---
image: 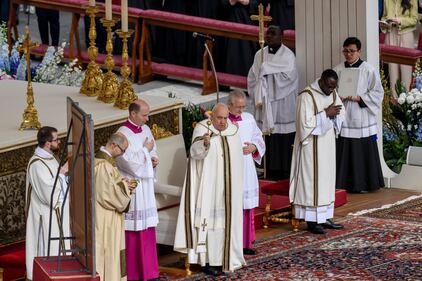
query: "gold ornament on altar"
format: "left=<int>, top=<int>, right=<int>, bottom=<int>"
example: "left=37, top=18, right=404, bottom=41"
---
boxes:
left=97, top=18, right=119, bottom=103
left=19, top=26, right=41, bottom=131
left=80, top=5, right=104, bottom=97
left=250, top=3, right=272, bottom=63
left=114, top=29, right=137, bottom=110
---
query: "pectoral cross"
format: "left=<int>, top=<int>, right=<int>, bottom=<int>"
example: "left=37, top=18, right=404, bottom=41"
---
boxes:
left=250, top=3, right=272, bottom=63
left=201, top=219, right=207, bottom=231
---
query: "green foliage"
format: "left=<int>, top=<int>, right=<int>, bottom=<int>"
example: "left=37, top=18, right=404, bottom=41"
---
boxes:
left=182, top=103, right=211, bottom=152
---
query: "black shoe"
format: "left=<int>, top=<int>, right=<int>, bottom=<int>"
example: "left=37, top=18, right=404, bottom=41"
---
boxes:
left=321, top=219, right=344, bottom=230
left=243, top=248, right=256, bottom=255
left=307, top=222, right=326, bottom=234
left=148, top=278, right=160, bottom=281
left=202, top=265, right=223, bottom=276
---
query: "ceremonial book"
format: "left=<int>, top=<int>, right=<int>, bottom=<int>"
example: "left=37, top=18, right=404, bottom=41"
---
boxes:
left=337, top=68, right=361, bottom=98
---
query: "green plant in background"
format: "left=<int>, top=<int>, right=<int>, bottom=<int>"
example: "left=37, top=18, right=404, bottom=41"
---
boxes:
left=182, top=103, right=212, bottom=152
left=382, top=69, right=422, bottom=172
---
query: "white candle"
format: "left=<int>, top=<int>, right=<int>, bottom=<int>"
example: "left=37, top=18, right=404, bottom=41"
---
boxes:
left=121, top=0, right=128, bottom=32
left=105, top=0, right=112, bottom=20
left=89, top=0, right=95, bottom=6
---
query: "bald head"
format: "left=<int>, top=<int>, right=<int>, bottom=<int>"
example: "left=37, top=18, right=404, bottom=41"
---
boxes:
left=211, top=103, right=229, bottom=131
left=105, top=132, right=128, bottom=158
left=129, top=99, right=150, bottom=126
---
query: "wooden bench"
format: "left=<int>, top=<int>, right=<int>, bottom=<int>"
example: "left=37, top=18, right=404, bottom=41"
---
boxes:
left=138, top=9, right=297, bottom=94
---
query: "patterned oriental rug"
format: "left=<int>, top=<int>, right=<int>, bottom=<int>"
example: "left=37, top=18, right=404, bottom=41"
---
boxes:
left=360, top=196, right=422, bottom=223
left=161, top=216, right=422, bottom=280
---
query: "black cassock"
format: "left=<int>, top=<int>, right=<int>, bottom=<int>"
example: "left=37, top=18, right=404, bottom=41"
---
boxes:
left=186, top=0, right=223, bottom=70
left=220, top=0, right=259, bottom=76
left=263, top=0, right=295, bottom=30
left=155, top=0, right=189, bottom=65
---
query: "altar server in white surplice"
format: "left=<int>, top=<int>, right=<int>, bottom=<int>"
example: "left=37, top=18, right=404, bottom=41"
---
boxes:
left=334, top=37, right=385, bottom=194
left=247, top=25, right=298, bottom=180
left=227, top=90, right=265, bottom=256
left=26, top=126, right=70, bottom=281
left=115, top=99, right=160, bottom=281
left=174, top=104, right=246, bottom=277
left=289, top=70, right=345, bottom=235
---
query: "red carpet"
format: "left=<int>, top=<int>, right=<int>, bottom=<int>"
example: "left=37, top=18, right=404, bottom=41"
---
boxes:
left=33, top=257, right=100, bottom=281
left=254, top=180, right=348, bottom=229
left=0, top=241, right=26, bottom=281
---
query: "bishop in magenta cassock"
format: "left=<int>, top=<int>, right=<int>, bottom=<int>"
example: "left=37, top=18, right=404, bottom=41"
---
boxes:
left=227, top=90, right=265, bottom=255
left=115, top=99, right=160, bottom=281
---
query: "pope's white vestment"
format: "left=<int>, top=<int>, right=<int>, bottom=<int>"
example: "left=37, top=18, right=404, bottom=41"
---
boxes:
left=289, top=80, right=344, bottom=223
left=25, top=147, right=70, bottom=280
left=174, top=119, right=246, bottom=272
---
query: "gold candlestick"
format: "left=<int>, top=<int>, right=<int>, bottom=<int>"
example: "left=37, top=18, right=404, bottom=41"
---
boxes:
left=97, top=18, right=119, bottom=103
left=114, top=29, right=137, bottom=109
left=19, top=26, right=41, bottom=130
left=80, top=5, right=103, bottom=97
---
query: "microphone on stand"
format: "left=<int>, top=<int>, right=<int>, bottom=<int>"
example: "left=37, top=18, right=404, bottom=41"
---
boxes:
left=192, top=32, right=215, bottom=42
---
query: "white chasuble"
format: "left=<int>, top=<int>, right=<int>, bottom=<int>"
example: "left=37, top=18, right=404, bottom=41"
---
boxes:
left=94, top=150, right=131, bottom=281
left=334, top=61, right=384, bottom=138
left=116, top=125, right=158, bottom=231
left=25, top=147, right=70, bottom=280
left=289, top=81, right=344, bottom=222
left=174, top=120, right=245, bottom=272
left=247, top=45, right=299, bottom=134
left=233, top=112, right=266, bottom=209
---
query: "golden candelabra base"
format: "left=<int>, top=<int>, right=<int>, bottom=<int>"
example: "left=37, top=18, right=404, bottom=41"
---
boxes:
left=97, top=18, right=119, bottom=103
left=80, top=5, right=103, bottom=97
left=114, top=29, right=137, bottom=110
left=19, top=26, right=41, bottom=130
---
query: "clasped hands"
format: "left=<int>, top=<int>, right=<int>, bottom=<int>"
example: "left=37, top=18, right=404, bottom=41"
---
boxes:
left=229, top=0, right=249, bottom=5
left=324, top=104, right=342, bottom=119
left=123, top=178, right=138, bottom=193
left=143, top=137, right=159, bottom=167
left=243, top=142, right=257, bottom=155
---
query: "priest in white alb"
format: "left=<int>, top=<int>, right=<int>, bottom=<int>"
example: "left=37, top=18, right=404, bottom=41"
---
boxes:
left=289, top=70, right=345, bottom=235
left=115, top=99, right=160, bottom=281
left=247, top=25, right=298, bottom=180
left=25, top=126, right=70, bottom=280
left=227, top=90, right=265, bottom=255
left=174, top=103, right=246, bottom=277
left=94, top=133, right=137, bottom=281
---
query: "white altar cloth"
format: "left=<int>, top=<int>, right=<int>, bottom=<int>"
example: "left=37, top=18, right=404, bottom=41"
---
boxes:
left=0, top=80, right=183, bottom=152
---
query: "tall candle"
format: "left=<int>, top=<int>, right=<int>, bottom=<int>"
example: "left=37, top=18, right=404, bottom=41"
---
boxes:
left=105, top=0, right=112, bottom=20
left=89, top=0, right=95, bottom=6
left=121, top=0, right=128, bottom=32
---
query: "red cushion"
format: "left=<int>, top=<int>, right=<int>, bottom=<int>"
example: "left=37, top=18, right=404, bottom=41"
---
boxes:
left=261, top=179, right=290, bottom=196
left=283, top=29, right=295, bottom=40
left=0, top=249, right=26, bottom=268
left=380, top=44, right=422, bottom=58
left=143, top=9, right=259, bottom=35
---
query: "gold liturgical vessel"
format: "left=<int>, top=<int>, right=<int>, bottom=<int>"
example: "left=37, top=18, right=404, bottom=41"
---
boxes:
left=114, top=29, right=137, bottom=109
left=80, top=5, right=103, bottom=97
left=19, top=26, right=41, bottom=130
left=97, top=18, right=119, bottom=103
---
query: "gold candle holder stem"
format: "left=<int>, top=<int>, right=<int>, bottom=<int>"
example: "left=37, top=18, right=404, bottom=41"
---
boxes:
left=80, top=5, right=103, bottom=97
left=97, top=18, right=119, bottom=103
left=19, top=26, right=41, bottom=130
left=114, top=29, right=137, bottom=109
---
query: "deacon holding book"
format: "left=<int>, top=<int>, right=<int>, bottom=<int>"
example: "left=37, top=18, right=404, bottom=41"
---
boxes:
left=334, top=37, right=385, bottom=193
left=174, top=103, right=246, bottom=276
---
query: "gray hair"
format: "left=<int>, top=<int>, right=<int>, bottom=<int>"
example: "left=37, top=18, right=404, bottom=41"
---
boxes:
left=107, top=133, right=127, bottom=147
left=212, top=103, right=228, bottom=114
left=227, top=90, right=246, bottom=106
